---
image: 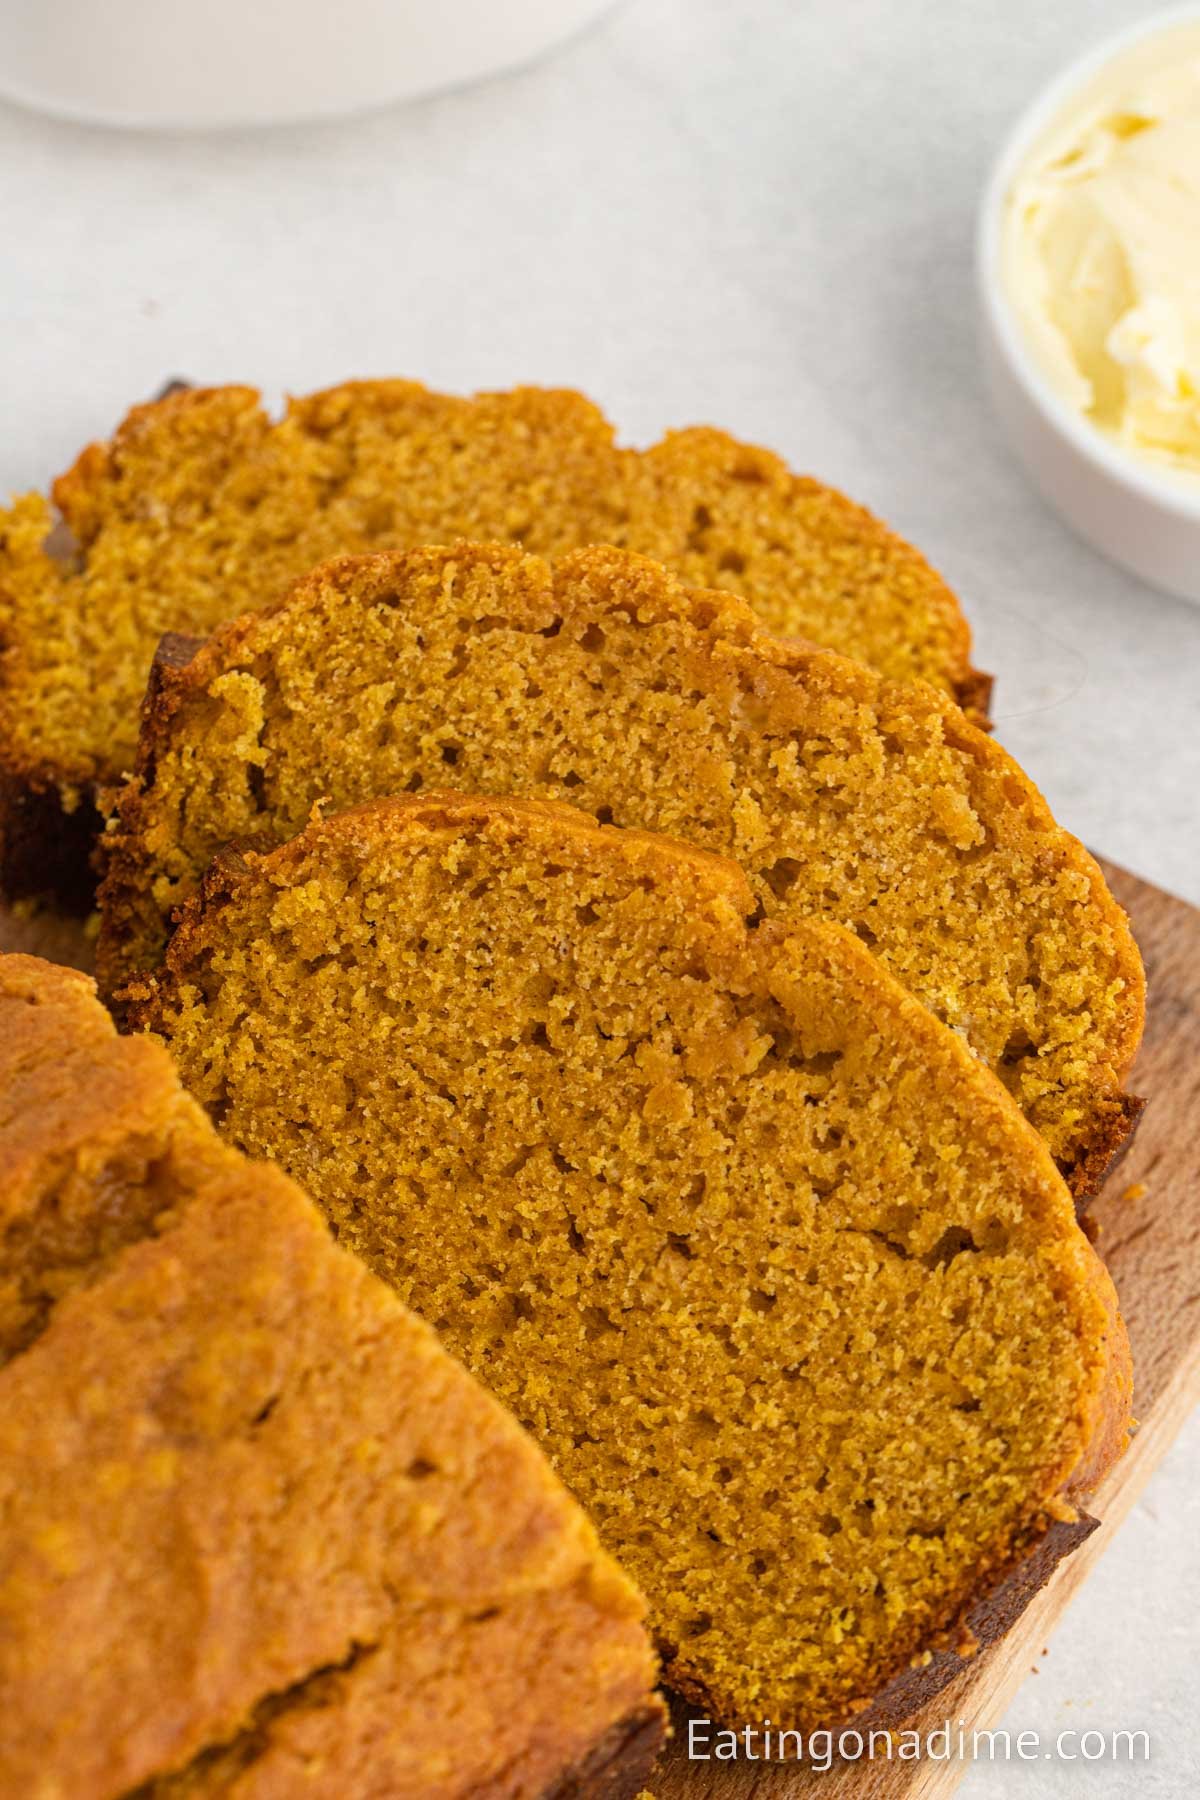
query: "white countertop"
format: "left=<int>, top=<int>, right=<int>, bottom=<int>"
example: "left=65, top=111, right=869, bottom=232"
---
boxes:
left=1, top=0, right=1196, bottom=1790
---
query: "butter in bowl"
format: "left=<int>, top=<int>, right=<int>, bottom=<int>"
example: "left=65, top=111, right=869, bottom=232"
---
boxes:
left=979, top=9, right=1200, bottom=602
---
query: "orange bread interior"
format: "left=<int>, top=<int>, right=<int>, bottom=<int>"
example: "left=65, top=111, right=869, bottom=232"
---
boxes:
left=137, top=793, right=1132, bottom=1734
left=101, top=543, right=1142, bottom=1199
left=0, top=952, right=663, bottom=1799
left=0, top=378, right=984, bottom=904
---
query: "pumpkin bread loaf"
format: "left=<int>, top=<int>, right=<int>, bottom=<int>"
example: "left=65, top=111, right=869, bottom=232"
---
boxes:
left=0, top=953, right=665, bottom=1800
left=0, top=378, right=985, bottom=905
left=101, top=544, right=1143, bottom=1200
left=136, top=793, right=1132, bottom=1735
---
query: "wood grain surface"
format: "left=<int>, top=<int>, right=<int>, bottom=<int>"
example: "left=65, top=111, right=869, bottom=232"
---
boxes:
left=2, top=860, right=1196, bottom=1799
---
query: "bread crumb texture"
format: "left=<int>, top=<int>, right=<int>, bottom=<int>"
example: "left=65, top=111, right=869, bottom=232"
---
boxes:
left=0, top=952, right=663, bottom=1800
left=0, top=379, right=980, bottom=808
left=141, top=793, right=1132, bottom=1735
left=101, top=543, right=1143, bottom=1198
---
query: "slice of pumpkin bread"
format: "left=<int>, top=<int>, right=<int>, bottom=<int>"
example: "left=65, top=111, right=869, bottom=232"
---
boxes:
left=0, top=953, right=664, bottom=1800
left=135, top=792, right=1132, bottom=1736
left=100, top=543, right=1143, bottom=1200
left=0, top=378, right=985, bottom=906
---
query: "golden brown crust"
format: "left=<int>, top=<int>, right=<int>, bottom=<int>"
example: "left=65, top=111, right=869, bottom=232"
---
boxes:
left=536, top=1705, right=669, bottom=1800
left=0, top=951, right=665, bottom=1798
left=0, top=377, right=986, bottom=903
left=1064, top=1093, right=1147, bottom=1211
left=100, top=542, right=1143, bottom=1200
left=828, top=1513, right=1099, bottom=1733
left=955, top=664, right=996, bottom=721
left=136, top=790, right=1131, bottom=1736
left=654, top=1515, right=1102, bottom=1738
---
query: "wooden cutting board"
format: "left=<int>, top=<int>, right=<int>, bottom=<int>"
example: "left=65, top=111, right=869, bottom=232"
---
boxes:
left=3, top=860, right=1197, bottom=1800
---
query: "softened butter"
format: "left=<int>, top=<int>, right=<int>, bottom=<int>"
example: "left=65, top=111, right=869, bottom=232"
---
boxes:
left=1004, top=24, right=1200, bottom=482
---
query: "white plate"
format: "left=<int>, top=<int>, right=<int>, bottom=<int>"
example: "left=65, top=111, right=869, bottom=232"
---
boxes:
left=0, top=0, right=617, bottom=130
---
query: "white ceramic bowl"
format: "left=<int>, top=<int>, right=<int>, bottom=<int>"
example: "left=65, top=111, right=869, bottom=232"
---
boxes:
left=0, top=0, right=617, bottom=131
left=977, top=7, right=1200, bottom=605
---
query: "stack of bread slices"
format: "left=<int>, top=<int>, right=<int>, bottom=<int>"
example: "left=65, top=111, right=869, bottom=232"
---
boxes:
left=0, top=379, right=1142, bottom=1792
